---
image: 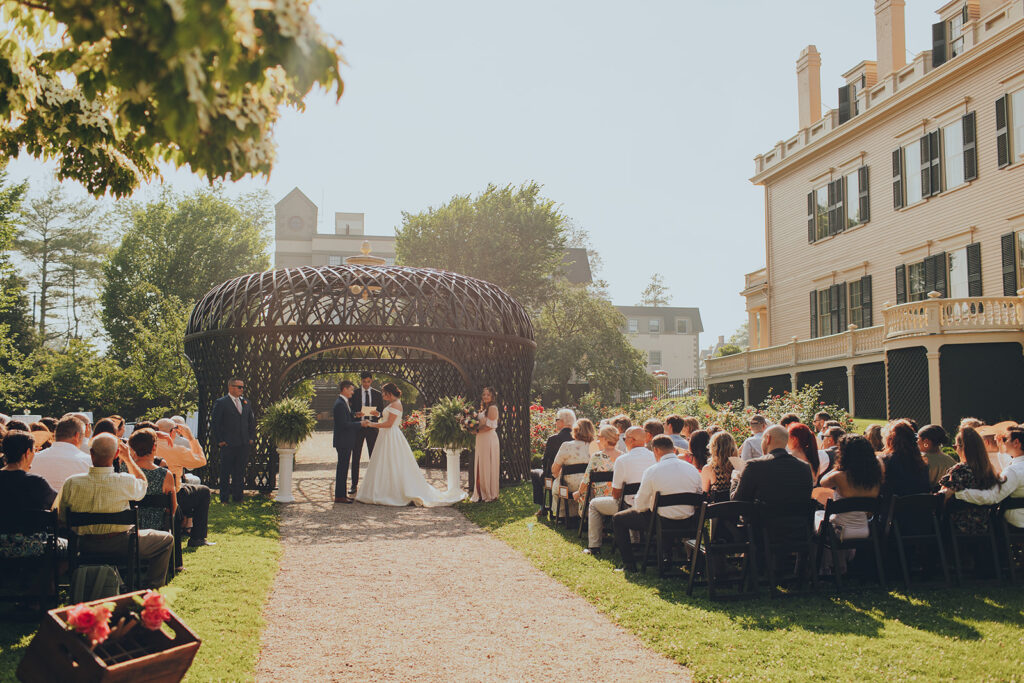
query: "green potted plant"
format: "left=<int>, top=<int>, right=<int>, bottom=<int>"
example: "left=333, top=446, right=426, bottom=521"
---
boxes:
left=425, top=396, right=476, bottom=496
left=259, top=397, right=317, bottom=503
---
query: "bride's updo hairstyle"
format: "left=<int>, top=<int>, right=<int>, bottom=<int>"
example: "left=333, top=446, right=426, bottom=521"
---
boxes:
left=381, top=382, right=402, bottom=399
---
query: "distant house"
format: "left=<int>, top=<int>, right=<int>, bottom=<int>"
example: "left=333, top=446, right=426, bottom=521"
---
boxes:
left=615, top=306, right=703, bottom=382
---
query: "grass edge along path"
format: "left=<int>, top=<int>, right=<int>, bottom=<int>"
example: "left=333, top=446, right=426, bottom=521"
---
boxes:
left=0, top=496, right=281, bottom=683
left=459, top=483, right=1024, bottom=682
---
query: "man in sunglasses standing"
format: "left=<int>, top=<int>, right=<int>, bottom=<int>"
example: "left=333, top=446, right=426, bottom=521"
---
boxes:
left=211, top=378, right=256, bottom=503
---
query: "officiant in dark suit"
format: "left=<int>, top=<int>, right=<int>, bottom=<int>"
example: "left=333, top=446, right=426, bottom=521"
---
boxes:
left=348, top=372, right=384, bottom=494
left=333, top=380, right=365, bottom=503
left=211, top=377, right=256, bottom=503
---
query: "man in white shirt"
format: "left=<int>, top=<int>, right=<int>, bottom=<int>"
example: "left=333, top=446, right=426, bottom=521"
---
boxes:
left=31, top=416, right=91, bottom=492
left=740, top=415, right=767, bottom=461
left=613, top=434, right=702, bottom=572
left=955, top=426, right=1024, bottom=526
left=583, top=426, right=654, bottom=555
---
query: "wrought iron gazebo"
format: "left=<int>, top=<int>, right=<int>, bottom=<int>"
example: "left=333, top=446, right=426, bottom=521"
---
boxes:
left=183, top=263, right=536, bottom=492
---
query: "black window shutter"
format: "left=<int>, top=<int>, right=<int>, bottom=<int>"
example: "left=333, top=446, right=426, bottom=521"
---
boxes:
left=838, top=281, right=848, bottom=330
left=838, top=85, right=852, bottom=125
left=932, top=252, right=948, bottom=297
left=861, top=275, right=873, bottom=327
left=996, top=95, right=1011, bottom=168
left=895, top=265, right=907, bottom=304
left=966, top=242, right=982, bottom=296
left=827, top=181, right=837, bottom=236
left=892, top=149, right=904, bottom=209
left=919, top=133, right=932, bottom=197
left=810, top=290, right=818, bottom=338
left=928, top=130, right=942, bottom=195
left=858, top=166, right=870, bottom=223
left=807, top=191, right=816, bottom=243
left=924, top=255, right=937, bottom=294
left=932, top=21, right=947, bottom=67
left=836, top=176, right=846, bottom=232
left=1002, top=232, right=1019, bottom=295
left=829, top=284, right=841, bottom=335
left=962, top=111, right=977, bottom=181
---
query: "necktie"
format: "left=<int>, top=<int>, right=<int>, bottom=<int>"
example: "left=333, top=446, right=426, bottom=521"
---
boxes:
left=234, top=396, right=242, bottom=414
left=364, top=390, right=369, bottom=407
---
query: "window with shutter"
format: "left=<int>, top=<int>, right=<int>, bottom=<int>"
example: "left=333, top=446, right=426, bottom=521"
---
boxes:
left=904, top=139, right=923, bottom=205
left=1002, top=232, right=1019, bottom=295
left=809, top=290, right=818, bottom=338
left=858, top=166, right=870, bottom=224
left=827, top=181, right=838, bottom=236
left=962, top=111, right=977, bottom=181
left=932, top=252, right=948, bottom=297
left=892, top=149, right=904, bottom=209
left=838, top=84, right=852, bottom=125
left=1012, top=90, right=1024, bottom=162
left=966, top=242, right=982, bottom=296
left=815, top=186, right=829, bottom=239
left=807, top=191, right=816, bottom=243
left=895, top=265, right=907, bottom=304
left=849, top=279, right=863, bottom=328
left=830, top=284, right=841, bottom=334
left=996, top=95, right=1010, bottom=168
left=943, top=119, right=965, bottom=190
left=861, top=275, right=873, bottom=327
left=927, top=131, right=942, bottom=196
left=837, top=281, right=848, bottom=330
left=932, top=21, right=947, bottom=67
left=909, top=261, right=927, bottom=301
left=818, top=289, right=832, bottom=336
left=949, top=246, right=969, bottom=297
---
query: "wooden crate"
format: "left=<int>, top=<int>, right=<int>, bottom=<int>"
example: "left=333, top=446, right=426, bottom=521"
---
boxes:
left=17, top=590, right=201, bottom=683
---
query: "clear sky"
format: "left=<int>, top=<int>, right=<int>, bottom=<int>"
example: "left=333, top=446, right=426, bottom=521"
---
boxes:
left=7, top=0, right=943, bottom=346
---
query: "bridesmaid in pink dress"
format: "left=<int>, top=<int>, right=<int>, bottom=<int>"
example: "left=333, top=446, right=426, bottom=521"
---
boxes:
left=471, top=386, right=500, bottom=502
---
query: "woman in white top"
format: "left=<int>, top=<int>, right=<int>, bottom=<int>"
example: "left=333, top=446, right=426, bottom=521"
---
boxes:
left=550, top=419, right=595, bottom=518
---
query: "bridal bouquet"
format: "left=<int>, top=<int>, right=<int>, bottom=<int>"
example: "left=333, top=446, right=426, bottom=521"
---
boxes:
left=458, top=408, right=481, bottom=435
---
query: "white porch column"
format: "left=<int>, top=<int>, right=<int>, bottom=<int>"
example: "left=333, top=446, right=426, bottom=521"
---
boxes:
left=926, top=349, right=942, bottom=426
left=743, top=378, right=750, bottom=407
left=847, top=365, right=856, bottom=417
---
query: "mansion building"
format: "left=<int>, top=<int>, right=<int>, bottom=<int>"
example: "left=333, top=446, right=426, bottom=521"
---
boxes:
left=706, top=0, right=1024, bottom=430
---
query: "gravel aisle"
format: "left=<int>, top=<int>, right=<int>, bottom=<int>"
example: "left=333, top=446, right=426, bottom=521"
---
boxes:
left=256, top=433, right=688, bottom=682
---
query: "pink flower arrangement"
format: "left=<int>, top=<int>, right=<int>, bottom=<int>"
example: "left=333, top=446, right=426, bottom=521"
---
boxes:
left=66, top=602, right=114, bottom=646
left=139, top=591, right=171, bottom=630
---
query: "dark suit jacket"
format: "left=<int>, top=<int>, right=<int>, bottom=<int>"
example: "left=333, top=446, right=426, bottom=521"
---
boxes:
left=349, top=387, right=384, bottom=424
left=211, top=395, right=256, bottom=448
left=333, top=396, right=364, bottom=449
left=542, top=428, right=574, bottom=477
left=733, top=448, right=813, bottom=541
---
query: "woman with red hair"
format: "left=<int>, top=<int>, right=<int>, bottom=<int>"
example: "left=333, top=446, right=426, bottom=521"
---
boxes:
left=788, top=422, right=827, bottom=485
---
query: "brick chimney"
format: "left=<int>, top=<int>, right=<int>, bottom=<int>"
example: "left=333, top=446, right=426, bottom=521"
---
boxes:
left=796, top=45, right=822, bottom=130
left=875, top=0, right=907, bottom=78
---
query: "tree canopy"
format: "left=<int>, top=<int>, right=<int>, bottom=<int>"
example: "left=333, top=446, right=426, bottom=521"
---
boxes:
left=395, top=182, right=567, bottom=308
left=0, top=1, right=343, bottom=197
left=100, top=186, right=271, bottom=359
left=638, top=273, right=671, bottom=307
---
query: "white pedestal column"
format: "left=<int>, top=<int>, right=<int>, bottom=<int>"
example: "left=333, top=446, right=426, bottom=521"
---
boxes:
left=445, top=449, right=461, bottom=493
left=276, top=447, right=296, bottom=503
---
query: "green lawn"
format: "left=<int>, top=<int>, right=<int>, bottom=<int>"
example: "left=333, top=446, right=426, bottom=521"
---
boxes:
left=461, top=484, right=1024, bottom=682
left=0, top=496, right=280, bottom=683
left=851, top=417, right=885, bottom=433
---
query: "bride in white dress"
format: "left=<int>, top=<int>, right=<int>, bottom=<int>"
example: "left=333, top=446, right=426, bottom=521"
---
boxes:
left=354, top=382, right=466, bottom=507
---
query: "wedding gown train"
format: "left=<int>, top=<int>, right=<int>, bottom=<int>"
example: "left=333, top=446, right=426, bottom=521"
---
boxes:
left=355, top=405, right=466, bottom=507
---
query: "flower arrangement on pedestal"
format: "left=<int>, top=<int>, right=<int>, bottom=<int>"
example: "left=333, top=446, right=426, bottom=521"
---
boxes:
left=425, top=396, right=476, bottom=452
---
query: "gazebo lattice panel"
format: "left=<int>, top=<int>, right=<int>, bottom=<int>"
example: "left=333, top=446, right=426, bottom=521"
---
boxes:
left=184, top=265, right=536, bottom=492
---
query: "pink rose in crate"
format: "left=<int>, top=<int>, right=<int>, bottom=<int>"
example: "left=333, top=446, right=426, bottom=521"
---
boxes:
left=66, top=604, right=98, bottom=634
left=140, top=591, right=171, bottom=630
left=89, top=619, right=111, bottom=644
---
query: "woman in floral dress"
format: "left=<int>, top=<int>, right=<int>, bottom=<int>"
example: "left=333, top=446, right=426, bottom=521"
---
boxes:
left=573, top=425, right=622, bottom=508
left=941, top=426, right=1003, bottom=535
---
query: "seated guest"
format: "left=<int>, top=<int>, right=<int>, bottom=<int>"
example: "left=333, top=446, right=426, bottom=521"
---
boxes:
left=733, top=425, right=813, bottom=541
left=29, top=422, right=53, bottom=450
left=940, top=426, right=1003, bottom=535
left=918, top=424, right=956, bottom=487
left=92, top=418, right=120, bottom=439
left=31, top=416, right=91, bottom=492
left=779, top=413, right=800, bottom=428
left=573, top=425, right=622, bottom=508
left=740, top=415, right=767, bottom=461
left=551, top=418, right=595, bottom=519
left=879, top=419, right=930, bottom=497
left=63, top=413, right=93, bottom=455
left=664, top=414, right=688, bottom=450
left=56, top=434, right=173, bottom=588
left=956, top=426, right=1024, bottom=527
left=702, top=431, right=737, bottom=497
left=613, top=435, right=702, bottom=572
left=0, top=430, right=58, bottom=512
left=127, top=429, right=177, bottom=532
left=40, top=416, right=57, bottom=433
left=684, top=429, right=711, bottom=470
left=155, top=419, right=213, bottom=547
left=822, top=426, right=844, bottom=461
left=611, top=414, right=631, bottom=452
left=814, top=435, right=882, bottom=539
left=6, top=419, right=30, bottom=432
left=680, top=416, right=699, bottom=440
left=978, top=426, right=1012, bottom=475
left=812, top=411, right=831, bottom=440
left=863, top=424, right=884, bottom=453
left=706, top=425, right=721, bottom=435
left=642, top=419, right=664, bottom=447
left=531, top=409, right=575, bottom=517
left=788, top=423, right=827, bottom=485
left=960, top=417, right=984, bottom=430
left=583, top=427, right=654, bottom=555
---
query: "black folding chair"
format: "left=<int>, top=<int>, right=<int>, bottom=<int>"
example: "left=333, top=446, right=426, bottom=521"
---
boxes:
left=686, top=501, right=760, bottom=600
left=815, top=496, right=886, bottom=591
left=641, top=492, right=703, bottom=577
left=612, top=482, right=643, bottom=557
left=133, top=493, right=179, bottom=580
left=943, top=498, right=1001, bottom=584
left=67, top=509, right=141, bottom=592
left=577, top=470, right=613, bottom=539
left=0, top=510, right=61, bottom=608
left=998, top=497, right=1024, bottom=583
left=760, top=500, right=819, bottom=596
left=885, top=493, right=951, bottom=589
left=553, top=463, right=589, bottom=527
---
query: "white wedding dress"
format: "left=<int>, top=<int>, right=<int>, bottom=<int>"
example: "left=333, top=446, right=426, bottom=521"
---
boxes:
left=354, top=404, right=466, bottom=507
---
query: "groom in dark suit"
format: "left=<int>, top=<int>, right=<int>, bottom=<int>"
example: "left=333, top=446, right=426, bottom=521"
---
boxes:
left=348, top=372, right=384, bottom=494
left=333, top=380, right=367, bottom=503
left=210, top=377, right=256, bottom=503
